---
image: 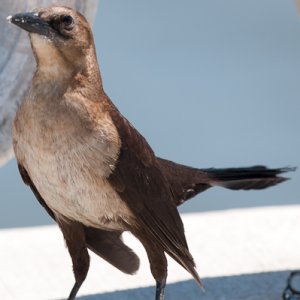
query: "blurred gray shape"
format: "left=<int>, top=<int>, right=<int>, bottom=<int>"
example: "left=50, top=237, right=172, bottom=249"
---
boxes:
left=296, top=0, right=300, bottom=14
left=0, top=0, right=97, bottom=166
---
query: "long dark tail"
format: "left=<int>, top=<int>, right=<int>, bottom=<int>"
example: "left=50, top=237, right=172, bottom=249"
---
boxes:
left=205, top=166, right=295, bottom=190
left=158, top=158, right=295, bottom=206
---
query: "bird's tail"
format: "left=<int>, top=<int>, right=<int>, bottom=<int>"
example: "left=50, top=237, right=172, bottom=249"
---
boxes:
left=158, top=158, right=295, bottom=205
left=204, top=166, right=295, bottom=190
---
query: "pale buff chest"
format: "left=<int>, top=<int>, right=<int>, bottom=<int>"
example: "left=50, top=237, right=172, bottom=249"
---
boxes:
left=13, top=87, right=132, bottom=230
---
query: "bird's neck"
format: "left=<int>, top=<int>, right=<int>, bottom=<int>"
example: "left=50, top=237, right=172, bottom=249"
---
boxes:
left=31, top=34, right=102, bottom=89
left=32, top=44, right=103, bottom=101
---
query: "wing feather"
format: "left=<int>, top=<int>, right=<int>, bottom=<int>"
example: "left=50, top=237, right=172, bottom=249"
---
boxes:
left=106, top=100, right=200, bottom=282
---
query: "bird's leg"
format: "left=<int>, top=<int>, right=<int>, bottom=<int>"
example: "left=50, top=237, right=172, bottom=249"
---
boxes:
left=67, top=243, right=89, bottom=300
left=141, top=240, right=168, bottom=300
left=68, top=281, right=83, bottom=300
left=155, top=280, right=166, bottom=300
left=56, top=217, right=90, bottom=300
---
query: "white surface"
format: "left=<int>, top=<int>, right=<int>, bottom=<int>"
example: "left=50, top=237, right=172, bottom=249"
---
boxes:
left=0, top=206, right=299, bottom=300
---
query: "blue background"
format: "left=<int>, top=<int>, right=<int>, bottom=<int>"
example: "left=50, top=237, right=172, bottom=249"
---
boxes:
left=0, top=0, right=299, bottom=228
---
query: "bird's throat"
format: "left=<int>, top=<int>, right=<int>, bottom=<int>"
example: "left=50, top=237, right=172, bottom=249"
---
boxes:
left=30, top=34, right=75, bottom=81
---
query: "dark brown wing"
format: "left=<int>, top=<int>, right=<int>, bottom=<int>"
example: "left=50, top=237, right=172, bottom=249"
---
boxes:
left=106, top=100, right=201, bottom=283
left=17, top=163, right=139, bottom=274
left=85, top=228, right=139, bottom=274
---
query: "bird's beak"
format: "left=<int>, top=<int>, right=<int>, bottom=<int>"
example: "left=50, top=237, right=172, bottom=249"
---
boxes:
left=7, top=12, right=51, bottom=36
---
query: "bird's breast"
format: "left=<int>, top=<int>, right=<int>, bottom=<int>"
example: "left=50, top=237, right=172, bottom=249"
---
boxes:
left=13, top=96, right=131, bottom=230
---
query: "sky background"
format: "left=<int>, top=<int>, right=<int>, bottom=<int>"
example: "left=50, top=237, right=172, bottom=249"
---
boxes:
left=0, top=0, right=299, bottom=228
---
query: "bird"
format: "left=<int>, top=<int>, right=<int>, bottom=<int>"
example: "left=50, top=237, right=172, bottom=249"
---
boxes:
left=8, top=6, right=294, bottom=300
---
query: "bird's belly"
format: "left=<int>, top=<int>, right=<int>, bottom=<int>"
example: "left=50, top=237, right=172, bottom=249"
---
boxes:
left=15, top=137, right=130, bottom=231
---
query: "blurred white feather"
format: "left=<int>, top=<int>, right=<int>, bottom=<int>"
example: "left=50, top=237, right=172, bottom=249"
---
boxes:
left=0, top=0, right=98, bottom=167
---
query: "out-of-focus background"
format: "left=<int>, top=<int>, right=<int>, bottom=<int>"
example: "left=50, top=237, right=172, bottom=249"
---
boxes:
left=0, top=0, right=299, bottom=228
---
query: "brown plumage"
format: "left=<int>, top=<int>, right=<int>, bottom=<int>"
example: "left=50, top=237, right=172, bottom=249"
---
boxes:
left=9, top=6, right=294, bottom=300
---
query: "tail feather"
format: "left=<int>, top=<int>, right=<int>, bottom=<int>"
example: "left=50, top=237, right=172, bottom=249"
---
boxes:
left=205, top=166, right=296, bottom=191
left=158, top=157, right=295, bottom=205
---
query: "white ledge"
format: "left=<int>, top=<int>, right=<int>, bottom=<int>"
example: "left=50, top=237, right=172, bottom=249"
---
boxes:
left=0, top=205, right=300, bottom=300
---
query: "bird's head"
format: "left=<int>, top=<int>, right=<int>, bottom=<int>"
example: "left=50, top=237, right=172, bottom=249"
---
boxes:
left=8, top=6, right=96, bottom=78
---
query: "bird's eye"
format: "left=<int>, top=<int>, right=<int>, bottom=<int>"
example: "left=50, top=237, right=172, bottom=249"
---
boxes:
left=60, top=15, right=74, bottom=29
